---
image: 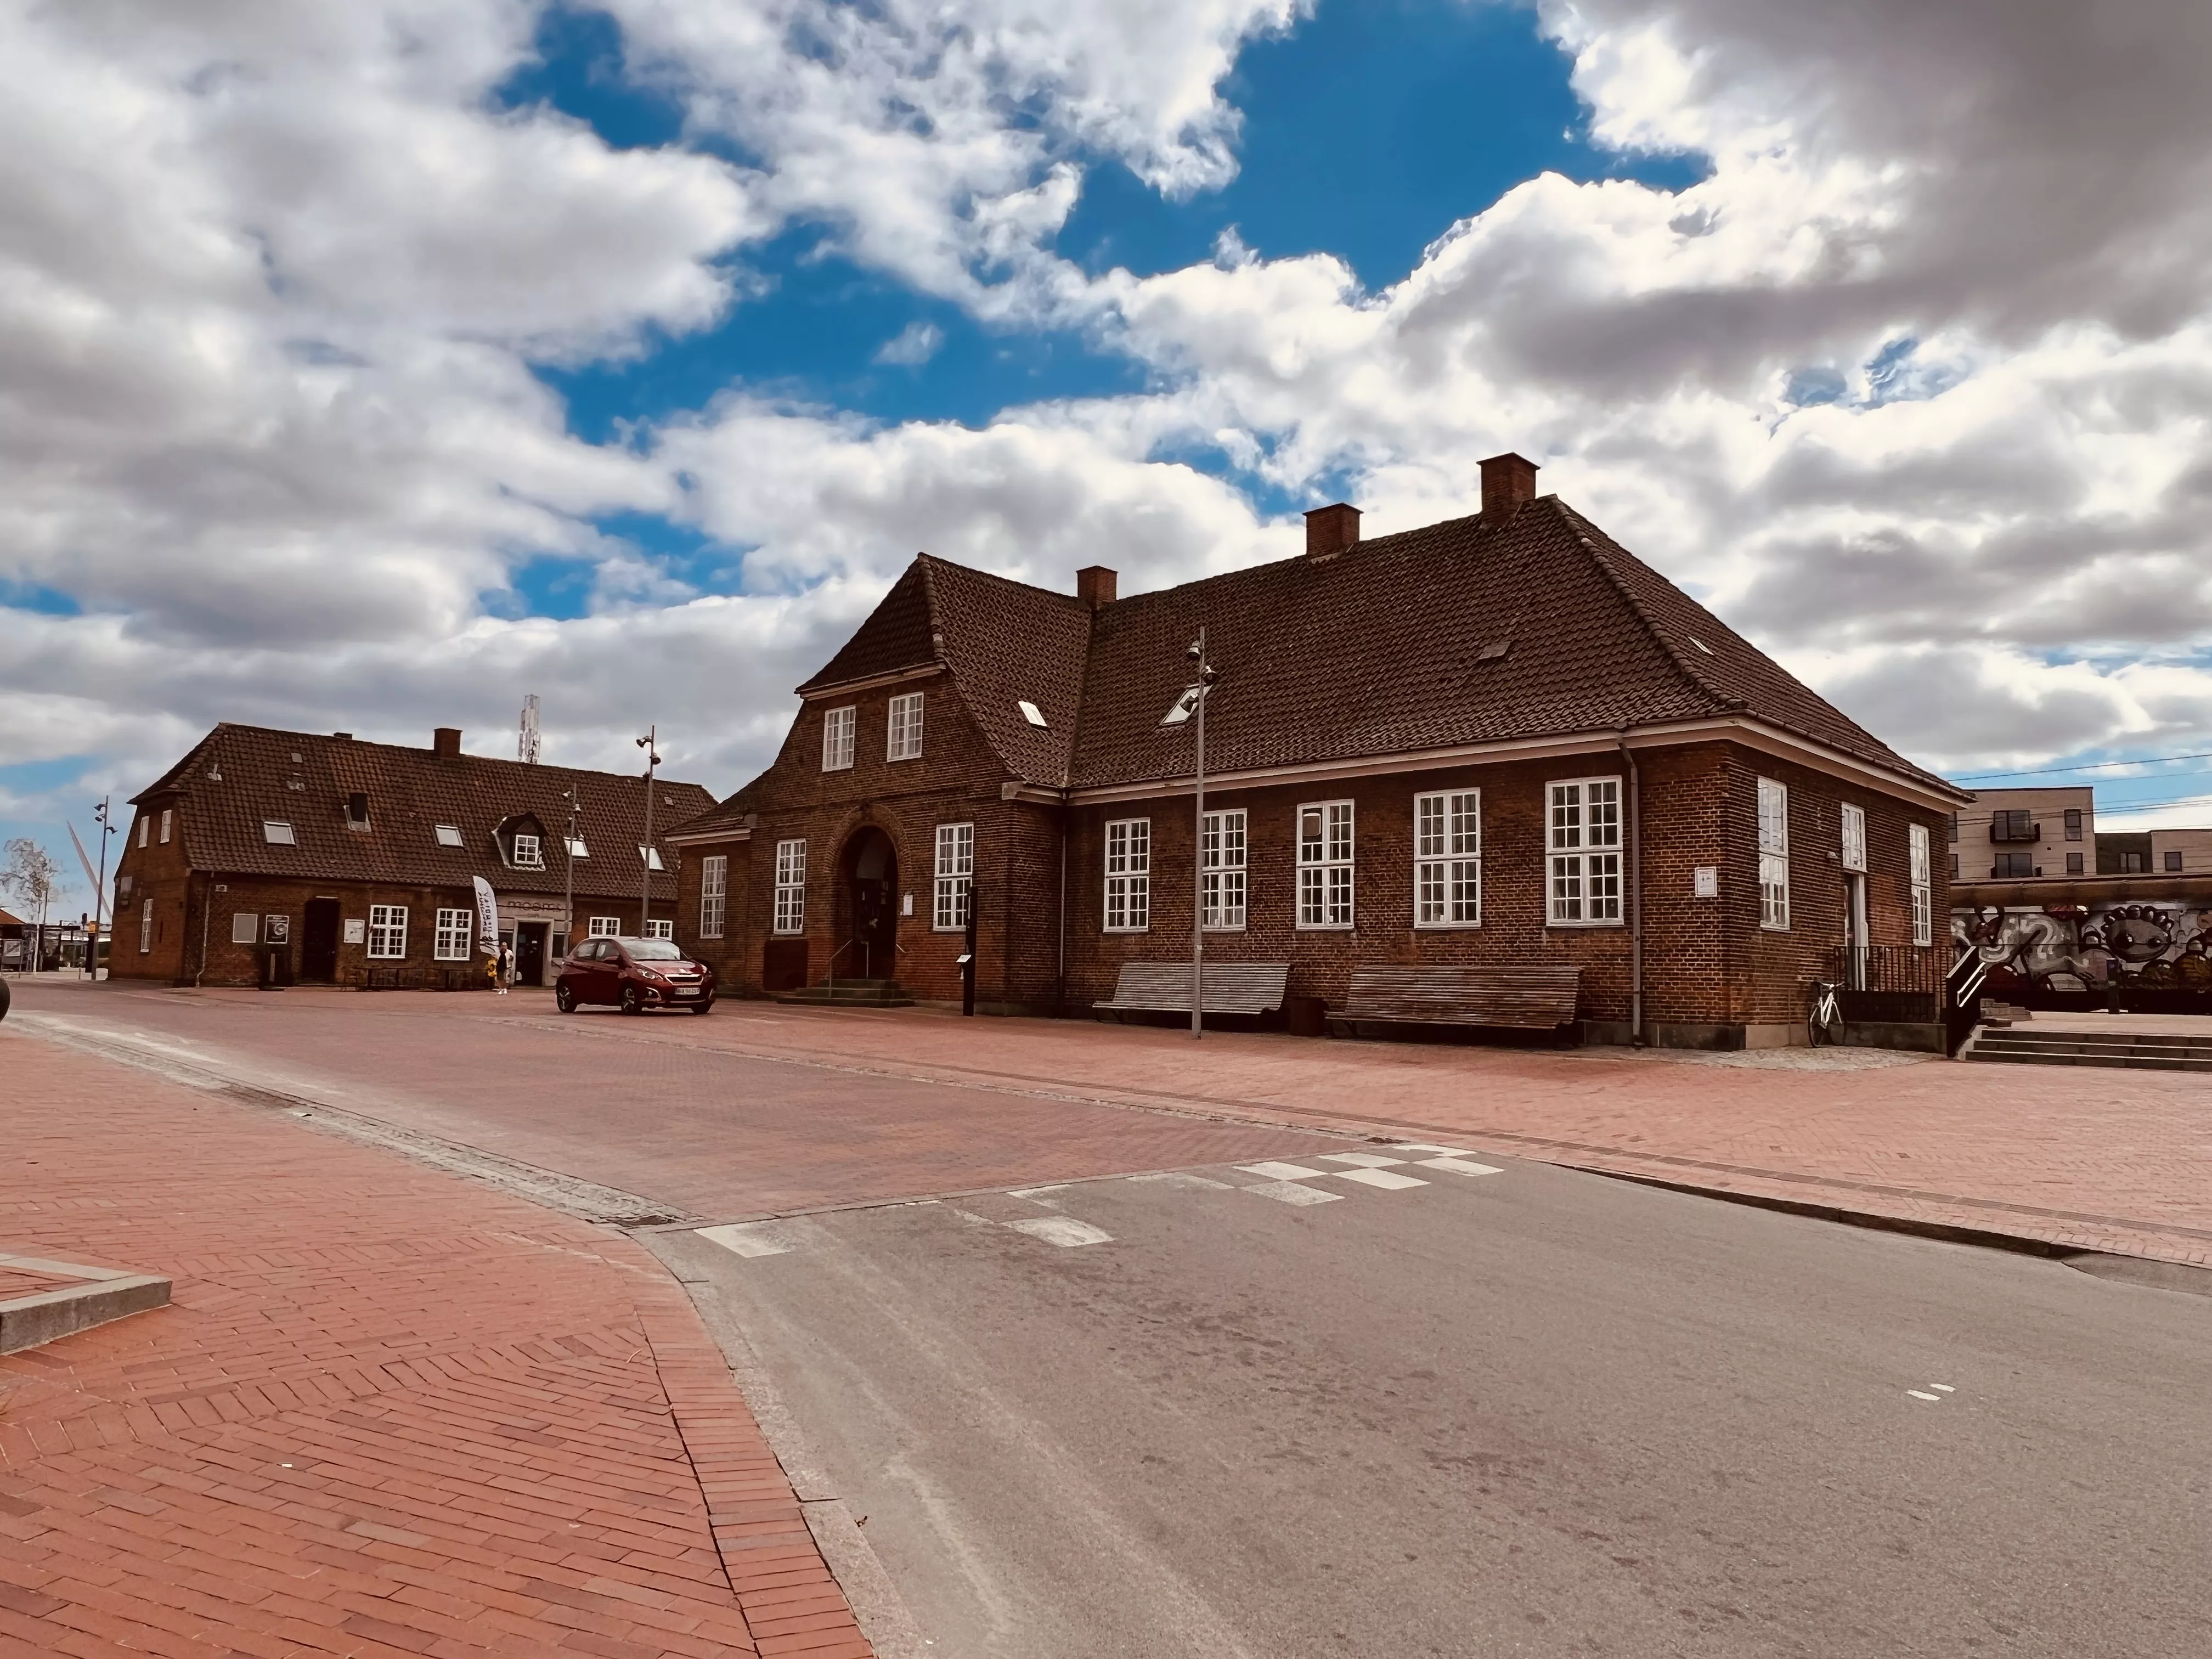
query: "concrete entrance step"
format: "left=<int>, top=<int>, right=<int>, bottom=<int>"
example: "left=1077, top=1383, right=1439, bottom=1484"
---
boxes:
left=771, top=979, right=917, bottom=1008
left=1968, top=1030, right=2212, bottom=1071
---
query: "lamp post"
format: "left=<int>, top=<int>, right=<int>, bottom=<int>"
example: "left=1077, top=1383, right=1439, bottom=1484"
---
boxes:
left=636, top=729, right=660, bottom=938
left=1183, top=631, right=1218, bottom=1039
left=90, top=798, right=116, bottom=979
left=562, top=787, right=581, bottom=961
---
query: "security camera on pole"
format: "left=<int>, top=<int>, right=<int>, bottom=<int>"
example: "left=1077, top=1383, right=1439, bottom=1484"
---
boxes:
left=636, top=728, right=661, bottom=938
left=1158, top=629, right=1218, bottom=1040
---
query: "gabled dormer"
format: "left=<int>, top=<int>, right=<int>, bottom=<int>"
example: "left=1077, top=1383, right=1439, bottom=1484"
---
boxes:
left=494, top=812, right=550, bottom=871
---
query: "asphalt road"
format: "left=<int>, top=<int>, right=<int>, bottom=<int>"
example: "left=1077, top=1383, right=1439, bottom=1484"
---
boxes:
left=656, top=1153, right=2212, bottom=1659
left=13, top=981, right=2210, bottom=1656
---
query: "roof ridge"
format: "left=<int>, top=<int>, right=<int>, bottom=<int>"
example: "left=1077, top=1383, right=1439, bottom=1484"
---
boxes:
left=914, top=550, right=1093, bottom=612
left=1550, top=499, right=1739, bottom=719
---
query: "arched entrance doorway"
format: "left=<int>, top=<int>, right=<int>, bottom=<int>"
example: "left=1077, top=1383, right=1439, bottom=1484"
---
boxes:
left=839, top=827, right=900, bottom=979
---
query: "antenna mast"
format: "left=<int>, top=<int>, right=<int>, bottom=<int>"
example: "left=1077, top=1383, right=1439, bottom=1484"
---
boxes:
left=518, top=695, right=541, bottom=764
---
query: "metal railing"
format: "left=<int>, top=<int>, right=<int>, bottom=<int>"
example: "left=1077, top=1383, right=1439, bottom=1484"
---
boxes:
left=1823, top=945, right=1945, bottom=994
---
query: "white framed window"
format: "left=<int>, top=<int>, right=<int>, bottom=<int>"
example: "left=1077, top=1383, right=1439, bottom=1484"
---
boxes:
left=262, top=820, right=296, bottom=846
left=434, top=908, right=473, bottom=961
left=512, top=832, right=544, bottom=868
left=231, top=913, right=258, bottom=945
left=434, top=823, right=464, bottom=848
left=137, top=816, right=148, bottom=850
left=1203, top=809, right=1246, bottom=930
left=644, top=918, right=674, bottom=940
left=1104, top=819, right=1151, bottom=932
left=1841, top=802, right=1867, bottom=874
left=774, top=840, right=805, bottom=935
left=1296, top=801, right=1355, bottom=929
left=637, top=845, right=665, bottom=871
left=1909, top=823, right=1933, bottom=948
left=1757, top=776, right=1790, bottom=931
left=700, top=854, right=729, bottom=939
left=1548, top=777, right=1622, bottom=926
left=588, top=915, right=620, bottom=938
left=564, top=836, right=589, bottom=859
left=159, top=809, right=172, bottom=844
left=1415, top=790, right=1482, bottom=927
left=139, top=898, right=153, bottom=952
left=822, top=706, right=856, bottom=771
left=367, top=905, right=408, bottom=960
left=888, top=692, right=925, bottom=761
left=934, top=821, right=974, bottom=930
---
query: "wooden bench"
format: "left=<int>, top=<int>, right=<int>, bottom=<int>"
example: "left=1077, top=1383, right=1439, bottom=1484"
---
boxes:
left=1094, top=961, right=1291, bottom=1018
left=1329, top=965, right=1582, bottom=1036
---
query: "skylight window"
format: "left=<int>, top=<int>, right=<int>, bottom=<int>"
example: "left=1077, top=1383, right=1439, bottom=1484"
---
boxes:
left=1688, top=636, right=1715, bottom=655
left=565, top=836, right=589, bottom=858
left=434, top=823, right=464, bottom=847
left=1475, top=641, right=1510, bottom=662
left=1018, top=699, right=1048, bottom=728
left=639, top=845, right=665, bottom=871
left=1159, top=686, right=1201, bottom=726
left=262, top=820, right=296, bottom=845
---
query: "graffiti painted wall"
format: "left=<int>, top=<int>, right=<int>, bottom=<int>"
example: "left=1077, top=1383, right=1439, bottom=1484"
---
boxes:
left=1951, top=900, right=2212, bottom=1005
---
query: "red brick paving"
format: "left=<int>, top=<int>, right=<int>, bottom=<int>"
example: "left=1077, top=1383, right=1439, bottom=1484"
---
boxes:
left=0, top=1029, right=872, bottom=1659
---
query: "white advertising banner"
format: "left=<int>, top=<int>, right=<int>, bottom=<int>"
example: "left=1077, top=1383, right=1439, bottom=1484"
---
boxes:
left=472, top=876, right=500, bottom=955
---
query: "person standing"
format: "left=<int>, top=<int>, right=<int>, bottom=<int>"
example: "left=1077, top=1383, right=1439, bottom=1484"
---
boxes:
left=496, top=938, right=515, bottom=995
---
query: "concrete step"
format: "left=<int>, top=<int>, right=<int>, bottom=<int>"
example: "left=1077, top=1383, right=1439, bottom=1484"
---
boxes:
left=770, top=981, right=917, bottom=1008
left=1968, top=1030, right=2212, bottom=1071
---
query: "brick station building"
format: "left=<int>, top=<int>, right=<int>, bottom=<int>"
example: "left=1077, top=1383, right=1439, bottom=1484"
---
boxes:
left=112, top=724, right=712, bottom=989
left=670, top=455, right=1965, bottom=1046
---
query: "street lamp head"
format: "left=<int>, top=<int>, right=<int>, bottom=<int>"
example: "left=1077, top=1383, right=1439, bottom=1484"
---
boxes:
left=1186, top=639, right=1203, bottom=662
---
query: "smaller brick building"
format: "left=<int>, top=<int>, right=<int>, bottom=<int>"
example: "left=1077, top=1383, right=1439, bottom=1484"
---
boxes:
left=111, top=724, right=712, bottom=989
left=668, top=455, right=1967, bottom=1047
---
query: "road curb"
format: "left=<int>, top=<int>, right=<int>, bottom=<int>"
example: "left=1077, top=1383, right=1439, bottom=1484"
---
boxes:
left=0, top=1250, right=171, bottom=1354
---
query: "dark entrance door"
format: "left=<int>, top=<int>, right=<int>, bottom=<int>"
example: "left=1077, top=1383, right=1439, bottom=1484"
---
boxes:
left=302, top=899, right=341, bottom=983
left=516, top=922, right=548, bottom=987
left=846, top=828, right=899, bottom=979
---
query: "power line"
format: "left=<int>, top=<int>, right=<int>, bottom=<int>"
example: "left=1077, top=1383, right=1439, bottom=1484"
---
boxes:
left=2092, top=793, right=2212, bottom=819
left=1955, top=748, right=2212, bottom=781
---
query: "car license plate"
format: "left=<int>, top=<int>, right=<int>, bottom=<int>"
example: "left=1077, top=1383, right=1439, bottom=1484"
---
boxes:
left=675, top=988, right=699, bottom=997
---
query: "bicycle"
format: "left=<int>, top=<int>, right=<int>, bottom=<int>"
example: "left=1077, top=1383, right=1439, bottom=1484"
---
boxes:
left=1807, top=978, right=1844, bottom=1046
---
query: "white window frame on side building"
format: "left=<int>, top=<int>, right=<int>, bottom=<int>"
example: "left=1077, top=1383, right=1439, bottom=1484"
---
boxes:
left=433, top=908, right=473, bottom=961
left=1757, top=777, right=1791, bottom=931
left=1414, top=789, right=1482, bottom=928
left=588, top=916, right=620, bottom=938
left=644, top=919, right=674, bottom=940
left=139, top=898, right=153, bottom=953
left=1296, top=800, right=1355, bottom=929
left=1909, top=823, right=1933, bottom=947
left=512, top=832, right=544, bottom=868
left=137, top=816, right=149, bottom=850
left=1203, top=808, right=1246, bottom=930
left=700, top=853, right=729, bottom=939
left=822, top=706, right=856, bottom=771
left=1841, top=802, right=1867, bottom=874
left=888, top=692, right=925, bottom=761
left=773, top=840, right=805, bottom=935
left=1547, top=777, right=1622, bottom=927
left=934, top=821, right=974, bottom=930
left=367, top=905, right=408, bottom=960
left=160, top=809, right=172, bottom=844
left=1103, top=819, right=1151, bottom=932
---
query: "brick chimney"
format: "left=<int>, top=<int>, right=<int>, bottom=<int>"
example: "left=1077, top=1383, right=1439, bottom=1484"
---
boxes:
left=1304, top=502, right=1361, bottom=558
left=1076, top=565, right=1118, bottom=608
left=432, top=727, right=461, bottom=759
left=1480, top=453, right=1539, bottom=520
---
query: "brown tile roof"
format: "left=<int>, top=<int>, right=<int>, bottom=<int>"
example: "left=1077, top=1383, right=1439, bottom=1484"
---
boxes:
left=1070, top=495, right=1949, bottom=793
left=132, top=725, right=714, bottom=899
left=795, top=554, right=1094, bottom=786
left=708, top=490, right=1953, bottom=822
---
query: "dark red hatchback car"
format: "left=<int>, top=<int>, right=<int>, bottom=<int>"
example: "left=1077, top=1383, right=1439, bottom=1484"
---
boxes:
left=555, top=936, right=716, bottom=1015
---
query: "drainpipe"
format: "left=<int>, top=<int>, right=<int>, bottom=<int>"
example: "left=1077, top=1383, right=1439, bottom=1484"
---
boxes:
left=1057, top=801, right=1068, bottom=1017
left=1617, top=735, right=1644, bottom=1046
left=195, top=871, right=212, bottom=988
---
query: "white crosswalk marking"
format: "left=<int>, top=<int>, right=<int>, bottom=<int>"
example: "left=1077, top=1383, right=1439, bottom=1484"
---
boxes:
left=1331, top=1167, right=1427, bottom=1190
left=1417, top=1156, right=1503, bottom=1177
left=1005, top=1216, right=1113, bottom=1248
left=1318, top=1153, right=1406, bottom=1168
left=1238, top=1161, right=1332, bottom=1182
left=697, top=1221, right=795, bottom=1259
left=1242, top=1180, right=1343, bottom=1206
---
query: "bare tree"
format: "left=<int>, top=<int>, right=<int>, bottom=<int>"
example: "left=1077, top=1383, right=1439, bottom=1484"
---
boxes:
left=2, top=838, right=63, bottom=970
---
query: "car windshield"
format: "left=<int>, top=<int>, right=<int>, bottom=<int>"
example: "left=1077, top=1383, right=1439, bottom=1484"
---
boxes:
left=622, top=939, right=684, bottom=960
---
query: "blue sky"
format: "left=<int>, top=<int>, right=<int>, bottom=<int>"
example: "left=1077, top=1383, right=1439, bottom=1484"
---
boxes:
left=6, top=0, right=2212, bottom=925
